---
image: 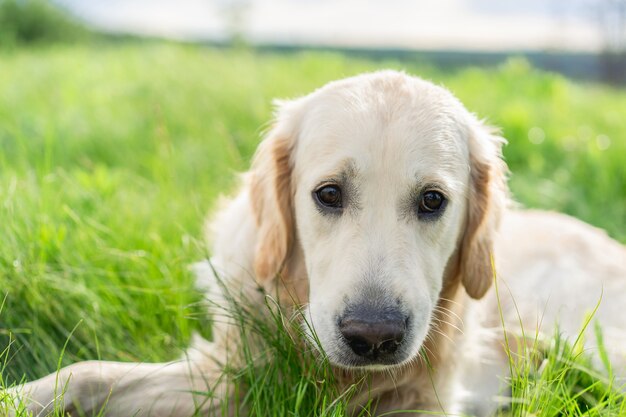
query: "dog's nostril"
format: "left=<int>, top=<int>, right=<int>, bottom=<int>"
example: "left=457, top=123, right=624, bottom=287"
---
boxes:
left=346, top=336, right=373, bottom=357
left=339, top=318, right=406, bottom=359
left=378, top=339, right=401, bottom=354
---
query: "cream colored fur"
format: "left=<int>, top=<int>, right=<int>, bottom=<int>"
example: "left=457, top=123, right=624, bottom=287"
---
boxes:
left=5, top=71, right=626, bottom=417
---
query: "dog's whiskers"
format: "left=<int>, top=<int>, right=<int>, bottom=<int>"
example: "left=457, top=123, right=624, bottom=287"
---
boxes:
left=433, top=303, right=464, bottom=323
left=431, top=315, right=464, bottom=336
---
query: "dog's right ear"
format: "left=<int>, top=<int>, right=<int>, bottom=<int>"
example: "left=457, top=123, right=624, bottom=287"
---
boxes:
left=249, top=103, right=299, bottom=284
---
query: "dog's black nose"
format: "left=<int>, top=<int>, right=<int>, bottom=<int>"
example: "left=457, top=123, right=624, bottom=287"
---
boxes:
left=339, top=314, right=406, bottom=359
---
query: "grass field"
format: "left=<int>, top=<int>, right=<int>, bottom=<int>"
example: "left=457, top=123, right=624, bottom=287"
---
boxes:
left=0, top=42, right=625, bottom=415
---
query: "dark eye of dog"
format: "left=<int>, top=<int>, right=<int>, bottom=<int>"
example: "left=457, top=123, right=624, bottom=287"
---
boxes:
left=315, top=185, right=342, bottom=208
left=418, top=190, right=446, bottom=218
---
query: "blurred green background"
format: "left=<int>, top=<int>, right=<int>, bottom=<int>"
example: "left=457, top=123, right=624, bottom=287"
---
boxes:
left=0, top=0, right=624, bottom=384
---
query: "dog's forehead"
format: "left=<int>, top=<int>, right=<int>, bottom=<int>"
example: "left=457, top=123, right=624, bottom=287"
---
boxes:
left=292, top=73, right=470, bottom=187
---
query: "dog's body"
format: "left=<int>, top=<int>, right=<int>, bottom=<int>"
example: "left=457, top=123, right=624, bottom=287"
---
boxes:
left=6, top=71, right=626, bottom=417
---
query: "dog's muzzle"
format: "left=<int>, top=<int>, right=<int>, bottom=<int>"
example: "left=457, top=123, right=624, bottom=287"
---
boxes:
left=337, top=303, right=409, bottom=365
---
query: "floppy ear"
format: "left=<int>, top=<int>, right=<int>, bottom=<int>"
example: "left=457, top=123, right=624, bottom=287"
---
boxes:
left=248, top=114, right=296, bottom=284
left=459, top=121, right=508, bottom=299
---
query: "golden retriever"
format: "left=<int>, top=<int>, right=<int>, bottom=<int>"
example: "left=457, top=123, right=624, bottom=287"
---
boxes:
left=6, top=70, right=626, bottom=416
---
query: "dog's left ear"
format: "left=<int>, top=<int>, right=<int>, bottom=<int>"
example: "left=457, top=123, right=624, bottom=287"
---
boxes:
left=459, top=120, right=508, bottom=299
left=249, top=104, right=298, bottom=284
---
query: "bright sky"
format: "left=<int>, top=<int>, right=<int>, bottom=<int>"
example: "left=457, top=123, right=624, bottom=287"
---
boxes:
left=59, top=0, right=605, bottom=52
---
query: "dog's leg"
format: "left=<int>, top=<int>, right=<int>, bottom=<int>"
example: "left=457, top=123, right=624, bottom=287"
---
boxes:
left=6, top=345, right=230, bottom=417
left=4, top=339, right=240, bottom=417
left=4, top=261, right=252, bottom=417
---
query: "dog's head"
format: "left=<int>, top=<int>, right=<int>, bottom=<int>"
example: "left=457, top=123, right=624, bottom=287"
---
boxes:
left=249, top=71, right=507, bottom=368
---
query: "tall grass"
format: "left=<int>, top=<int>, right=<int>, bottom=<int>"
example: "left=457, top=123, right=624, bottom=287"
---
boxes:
left=0, top=43, right=624, bottom=415
left=206, top=279, right=360, bottom=417
left=503, top=327, right=626, bottom=416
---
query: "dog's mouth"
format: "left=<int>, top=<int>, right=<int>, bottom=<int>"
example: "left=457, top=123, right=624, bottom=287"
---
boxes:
left=332, top=350, right=413, bottom=370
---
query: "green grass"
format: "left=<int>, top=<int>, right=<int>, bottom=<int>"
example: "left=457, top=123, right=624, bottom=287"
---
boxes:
left=494, top=328, right=626, bottom=417
left=0, top=43, right=625, bottom=416
left=207, top=285, right=360, bottom=417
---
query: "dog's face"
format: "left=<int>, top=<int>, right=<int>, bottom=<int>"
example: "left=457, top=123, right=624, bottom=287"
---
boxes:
left=250, top=71, right=505, bottom=369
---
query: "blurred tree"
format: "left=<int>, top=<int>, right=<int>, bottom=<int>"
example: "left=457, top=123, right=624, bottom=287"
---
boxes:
left=592, top=0, right=626, bottom=83
left=0, top=0, right=89, bottom=48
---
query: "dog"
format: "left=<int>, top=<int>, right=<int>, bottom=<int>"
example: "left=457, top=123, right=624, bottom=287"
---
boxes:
left=5, top=70, right=626, bottom=416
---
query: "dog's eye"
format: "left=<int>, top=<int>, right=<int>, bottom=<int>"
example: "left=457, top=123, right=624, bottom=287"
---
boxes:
left=418, top=190, right=446, bottom=217
left=315, top=185, right=342, bottom=208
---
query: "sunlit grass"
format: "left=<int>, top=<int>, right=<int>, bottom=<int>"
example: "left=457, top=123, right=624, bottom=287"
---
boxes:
left=207, top=276, right=361, bottom=417
left=494, top=326, right=626, bottom=417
